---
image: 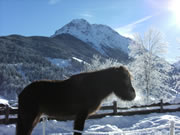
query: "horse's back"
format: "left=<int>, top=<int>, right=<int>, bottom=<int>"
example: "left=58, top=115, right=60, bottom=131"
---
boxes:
left=18, top=79, right=102, bottom=117
left=18, top=80, right=76, bottom=114
left=19, top=80, right=67, bottom=99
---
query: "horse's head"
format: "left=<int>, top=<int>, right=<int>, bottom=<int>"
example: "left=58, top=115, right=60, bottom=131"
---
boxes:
left=112, top=66, right=136, bottom=101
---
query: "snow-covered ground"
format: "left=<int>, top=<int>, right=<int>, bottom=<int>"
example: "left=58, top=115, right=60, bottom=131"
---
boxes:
left=46, top=57, right=89, bottom=69
left=1, top=94, right=180, bottom=135
left=0, top=98, right=9, bottom=106
left=46, top=58, right=71, bottom=68
left=1, top=112, right=180, bottom=135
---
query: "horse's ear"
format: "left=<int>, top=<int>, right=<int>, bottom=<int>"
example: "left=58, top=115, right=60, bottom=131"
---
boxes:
left=119, top=66, right=124, bottom=70
left=114, top=66, right=124, bottom=72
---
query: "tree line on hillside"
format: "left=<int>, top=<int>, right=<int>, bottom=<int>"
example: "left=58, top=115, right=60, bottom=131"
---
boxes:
left=0, top=62, right=65, bottom=100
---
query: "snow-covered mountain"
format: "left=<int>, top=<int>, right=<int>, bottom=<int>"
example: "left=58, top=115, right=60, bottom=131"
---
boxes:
left=174, top=60, right=180, bottom=70
left=53, top=19, right=131, bottom=55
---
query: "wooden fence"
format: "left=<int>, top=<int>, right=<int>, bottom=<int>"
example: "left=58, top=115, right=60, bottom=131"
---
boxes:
left=1, top=100, right=180, bottom=125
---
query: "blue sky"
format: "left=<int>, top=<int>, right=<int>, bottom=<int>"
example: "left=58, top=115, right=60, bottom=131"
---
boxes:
left=0, top=0, right=180, bottom=63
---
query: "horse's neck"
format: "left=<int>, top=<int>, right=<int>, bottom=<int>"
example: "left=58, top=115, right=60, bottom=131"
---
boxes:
left=91, top=72, right=113, bottom=96
left=70, top=70, right=113, bottom=98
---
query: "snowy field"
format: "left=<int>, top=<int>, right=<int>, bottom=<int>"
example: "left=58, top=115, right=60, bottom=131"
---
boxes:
left=1, top=112, right=180, bottom=135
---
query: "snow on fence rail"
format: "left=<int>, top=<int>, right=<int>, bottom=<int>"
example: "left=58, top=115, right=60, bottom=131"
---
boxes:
left=1, top=100, right=180, bottom=125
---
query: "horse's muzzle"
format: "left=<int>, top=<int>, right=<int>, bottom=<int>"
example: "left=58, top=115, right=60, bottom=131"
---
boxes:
left=129, top=87, right=136, bottom=101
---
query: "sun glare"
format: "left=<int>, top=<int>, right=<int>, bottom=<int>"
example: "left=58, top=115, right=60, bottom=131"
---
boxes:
left=168, top=0, right=180, bottom=27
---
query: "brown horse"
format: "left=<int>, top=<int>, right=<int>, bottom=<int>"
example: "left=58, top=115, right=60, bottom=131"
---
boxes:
left=16, top=66, right=136, bottom=135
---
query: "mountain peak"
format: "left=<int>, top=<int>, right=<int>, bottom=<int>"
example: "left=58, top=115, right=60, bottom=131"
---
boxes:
left=53, top=19, right=131, bottom=54
left=70, top=18, right=90, bottom=25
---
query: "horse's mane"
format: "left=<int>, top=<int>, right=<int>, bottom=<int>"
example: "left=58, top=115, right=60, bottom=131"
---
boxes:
left=69, top=66, right=117, bottom=80
left=68, top=66, right=132, bottom=85
left=73, top=66, right=120, bottom=76
left=74, top=66, right=131, bottom=77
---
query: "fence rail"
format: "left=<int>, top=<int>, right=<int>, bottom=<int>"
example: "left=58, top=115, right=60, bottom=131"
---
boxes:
left=1, top=100, right=180, bottom=125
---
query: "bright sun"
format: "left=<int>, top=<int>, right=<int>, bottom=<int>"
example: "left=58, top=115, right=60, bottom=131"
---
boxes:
left=168, top=0, right=180, bottom=27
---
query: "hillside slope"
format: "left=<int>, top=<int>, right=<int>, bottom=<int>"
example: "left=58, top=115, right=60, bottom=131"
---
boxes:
left=0, top=34, right=104, bottom=99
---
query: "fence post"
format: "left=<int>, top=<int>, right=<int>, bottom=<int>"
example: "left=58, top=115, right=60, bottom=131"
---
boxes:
left=42, top=117, right=46, bottom=135
left=5, top=105, right=10, bottom=124
left=160, top=99, right=163, bottom=113
left=113, top=101, right=117, bottom=114
left=170, top=121, right=175, bottom=135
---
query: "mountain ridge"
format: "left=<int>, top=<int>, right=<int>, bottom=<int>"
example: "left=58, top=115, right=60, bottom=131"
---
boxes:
left=53, top=19, right=131, bottom=55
